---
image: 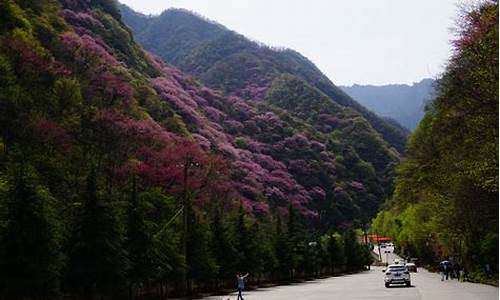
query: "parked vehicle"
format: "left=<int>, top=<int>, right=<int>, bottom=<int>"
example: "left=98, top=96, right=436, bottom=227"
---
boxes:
left=405, top=262, right=417, bottom=272
left=383, top=264, right=411, bottom=288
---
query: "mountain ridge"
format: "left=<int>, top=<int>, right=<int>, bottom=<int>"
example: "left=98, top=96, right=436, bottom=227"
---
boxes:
left=120, top=4, right=409, bottom=152
left=340, top=78, right=435, bottom=130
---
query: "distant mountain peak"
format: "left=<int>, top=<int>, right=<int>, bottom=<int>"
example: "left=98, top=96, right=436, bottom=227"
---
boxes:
left=340, top=78, right=435, bottom=130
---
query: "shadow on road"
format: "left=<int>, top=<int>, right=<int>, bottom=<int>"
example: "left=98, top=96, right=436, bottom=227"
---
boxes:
left=386, top=285, right=416, bottom=288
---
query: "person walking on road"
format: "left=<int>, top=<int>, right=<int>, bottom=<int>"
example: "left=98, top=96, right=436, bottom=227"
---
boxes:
left=439, top=263, right=445, bottom=281
left=236, top=272, right=249, bottom=300
left=439, top=260, right=451, bottom=281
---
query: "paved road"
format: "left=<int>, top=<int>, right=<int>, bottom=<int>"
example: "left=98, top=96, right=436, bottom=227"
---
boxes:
left=204, top=267, right=498, bottom=300
left=204, top=247, right=498, bottom=300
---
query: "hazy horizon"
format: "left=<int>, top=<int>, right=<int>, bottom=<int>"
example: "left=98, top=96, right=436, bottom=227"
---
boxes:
left=119, top=0, right=459, bottom=86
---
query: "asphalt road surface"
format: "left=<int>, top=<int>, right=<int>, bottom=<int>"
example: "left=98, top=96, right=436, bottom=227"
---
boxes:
left=204, top=267, right=498, bottom=300
left=204, top=247, right=498, bottom=300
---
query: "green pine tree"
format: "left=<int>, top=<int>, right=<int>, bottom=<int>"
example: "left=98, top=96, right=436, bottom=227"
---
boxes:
left=186, top=201, right=217, bottom=291
left=0, top=167, right=63, bottom=299
left=286, top=204, right=303, bottom=279
left=126, top=176, right=155, bottom=298
left=210, top=204, right=238, bottom=288
left=66, top=167, right=128, bottom=298
left=327, top=233, right=345, bottom=274
left=274, top=214, right=291, bottom=280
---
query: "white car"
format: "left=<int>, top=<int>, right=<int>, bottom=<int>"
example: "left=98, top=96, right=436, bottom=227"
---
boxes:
left=405, top=262, right=417, bottom=272
left=383, top=264, right=411, bottom=288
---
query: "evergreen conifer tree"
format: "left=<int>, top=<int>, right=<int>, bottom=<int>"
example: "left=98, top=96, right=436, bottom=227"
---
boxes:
left=186, top=201, right=216, bottom=291
left=126, top=176, right=155, bottom=298
left=210, top=204, right=238, bottom=288
left=0, top=168, right=62, bottom=299
left=66, top=167, right=128, bottom=297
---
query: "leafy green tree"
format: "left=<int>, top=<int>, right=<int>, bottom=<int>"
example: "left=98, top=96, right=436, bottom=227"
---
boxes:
left=0, top=167, right=63, bottom=299
left=372, top=2, right=498, bottom=276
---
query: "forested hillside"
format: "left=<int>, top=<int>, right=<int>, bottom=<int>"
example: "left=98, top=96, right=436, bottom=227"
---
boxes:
left=340, top=78, right=435, bottom=130
left=372, top=1, right=498, bottom=281
left=0, top=0, right=381, bottom=299
left=120, top=5, right=408, bottom=153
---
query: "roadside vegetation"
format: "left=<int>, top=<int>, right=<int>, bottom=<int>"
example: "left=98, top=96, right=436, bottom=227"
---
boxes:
left=372, top=1, right=498, bottom=284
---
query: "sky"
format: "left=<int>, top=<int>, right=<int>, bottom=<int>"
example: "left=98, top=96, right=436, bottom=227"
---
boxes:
left=119, top=0, right=461, bottom=86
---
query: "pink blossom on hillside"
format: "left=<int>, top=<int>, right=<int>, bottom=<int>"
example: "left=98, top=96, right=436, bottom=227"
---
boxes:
left=333, top=186, right=344, bottom=193
left=240, top=82, right=269, bottom=100
left=251, top=201, right=270, bottom=215
left=265, top=186, right=286, bottom=206
left=246, top=139, right=270, bottom=154
left=322, top=161, right=336, bottom=173
left=314, top=114, right=339, bottom=132
left=198, top=86, right=220, bottom=99
left=254, top=154, right=286, bottom=171
left=253, top=112, right=283, bottom=130
left=310, top=140, right=326, bottom=152
left=309, top=186, right=326, bottom=201
left=227, top=96, right=255, bottom=119
left=234, top=183, right=261, bottom=201
left=92, top=70, right=133, bottom=104
left=452, top=5, right=498, bottom=51
left=268, top=169, right=295, bottom=191
left=206, top=121, right=224, bottom=133
left=350, top=181, right=365, bottom=191
left=287, top=159, right=309, bottom=174
left=283, top=134, right=310, bottom=149
left=232, top=161, right=267, bottom=180
left=192, top=133, right=211, bottom=151
left=240, top=199, right=254, bottom=213
left=145, top=51, right=166, bottom=71
left=33, top=117, right=71, bottom=151
left=93, top=109, right=176, bottom=149
left=14, top=44, right=48, bottom=68
left=319, top=151, right=330, bottom=161
left=192, top=94, right=209, bottom=106
left=151, top=77, right=202, bottom=125
left=223, top=120, right=244, bottom=134
left=136, top=136, right=229, bottom=200
left=50, top=60, right=72, bottom=76
left=61, top=9, right=104, bottom=34
left=7, top=39, right=70, bottom=76
left=60, top=32, right=119, bottom=66
left=203, top=106, right=226, bottom=123
left=198, top=126, right=229, bottom=146
left=243, top=120, right=260, bottom=134
left=217, top=143, right=240, bottom=159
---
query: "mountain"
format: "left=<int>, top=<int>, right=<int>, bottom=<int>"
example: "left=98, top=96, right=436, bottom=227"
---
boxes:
left=120, top=5, right=409, bottom=152
left=340, top=79, right=435, bottom=130
left=0, top=0, right=390, bottom=297
left=118, top=4, right=409, bottom=221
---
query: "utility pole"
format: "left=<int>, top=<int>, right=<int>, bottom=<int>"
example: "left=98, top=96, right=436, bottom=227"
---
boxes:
left=376, top=232, right=382, bottom=262
left=181, top=158, right=190, bottom=294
